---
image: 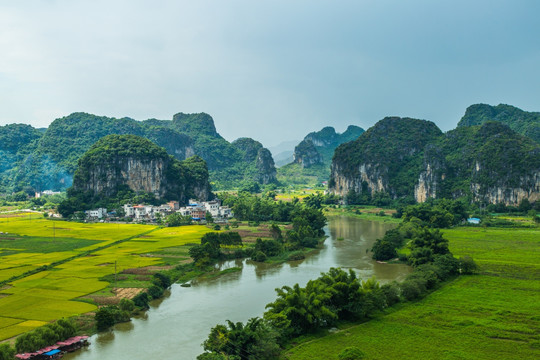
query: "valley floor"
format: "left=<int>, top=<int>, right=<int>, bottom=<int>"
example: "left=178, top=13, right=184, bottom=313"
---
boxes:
left=0, top=214, right=213, bottom=342
left=284, top=226, right=540, bottom=359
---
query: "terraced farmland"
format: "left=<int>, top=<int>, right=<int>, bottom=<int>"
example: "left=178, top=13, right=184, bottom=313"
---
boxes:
left=0, top=216, right=212, bottom=341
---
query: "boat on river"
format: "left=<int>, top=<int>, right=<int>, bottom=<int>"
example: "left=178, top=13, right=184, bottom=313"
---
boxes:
left=15, top=336, right=89, bottom=360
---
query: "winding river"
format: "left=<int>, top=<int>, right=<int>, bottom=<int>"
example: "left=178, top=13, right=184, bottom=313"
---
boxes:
left=65, top=216, right=411, bottom=360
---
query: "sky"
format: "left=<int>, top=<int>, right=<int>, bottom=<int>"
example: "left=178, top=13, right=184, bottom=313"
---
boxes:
left=1, top=0, right=539, bottom=147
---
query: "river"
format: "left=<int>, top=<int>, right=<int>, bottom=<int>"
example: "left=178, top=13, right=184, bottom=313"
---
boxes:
left=65, top=216, right=411, bottom=360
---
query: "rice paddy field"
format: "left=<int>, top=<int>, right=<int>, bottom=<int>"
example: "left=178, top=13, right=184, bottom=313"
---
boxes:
left=0, top=215, right=212, bottom=341
left=284, top=226, right=540, bottom=360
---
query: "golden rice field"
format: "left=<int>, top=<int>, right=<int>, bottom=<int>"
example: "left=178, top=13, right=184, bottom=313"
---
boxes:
left=0, top=217, right=212, bottom=341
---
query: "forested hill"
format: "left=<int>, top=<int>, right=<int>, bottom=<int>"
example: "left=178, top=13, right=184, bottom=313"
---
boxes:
left=0, top=112, right=276, bottom=193
left=458, top=103, right=540, bottom=143
left=277, top=125, right=364, bottom=184
left=330, top=117, right=442, bottom=199
left=59, top=134, right=211, bottom=216
left=330, top=118, right=540, bottom=205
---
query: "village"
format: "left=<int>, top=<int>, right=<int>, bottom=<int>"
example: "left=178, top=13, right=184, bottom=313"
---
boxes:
left=84, top=199, right=233, bottom=223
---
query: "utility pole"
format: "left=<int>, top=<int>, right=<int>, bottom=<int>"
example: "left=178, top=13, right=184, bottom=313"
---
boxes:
left=114, top=260, right=117, bottom=295
left=53, top=221, right=56, bottom=241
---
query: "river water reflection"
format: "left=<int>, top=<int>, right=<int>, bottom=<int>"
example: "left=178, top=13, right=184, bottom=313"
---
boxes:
left=65, top=216, right=411, bottom=360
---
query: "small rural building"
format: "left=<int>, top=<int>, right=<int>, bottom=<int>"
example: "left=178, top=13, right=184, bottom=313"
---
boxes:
left=85, top=208, right=107, bottom=219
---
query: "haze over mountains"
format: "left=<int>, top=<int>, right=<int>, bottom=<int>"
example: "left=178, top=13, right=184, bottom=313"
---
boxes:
left=0, top=103, right=538, bottom=203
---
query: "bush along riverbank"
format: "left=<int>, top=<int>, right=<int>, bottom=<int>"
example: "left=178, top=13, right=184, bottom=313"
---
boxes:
left=90, top=198, right=328, bottom=337
left=191, top=194, right=327, bottom=265
left=196, top=201, right=478, bottom=360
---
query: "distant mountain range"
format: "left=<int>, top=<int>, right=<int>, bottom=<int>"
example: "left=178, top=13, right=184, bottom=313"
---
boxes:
left=329, top=104, right=540, bottom=205
left=268, top=140, right=300, bottom=167
left=277, top=125, right=365, bottom=184
left=0, top=112, right=276, bottom=193
left=1, top=103, right=538, bottom=204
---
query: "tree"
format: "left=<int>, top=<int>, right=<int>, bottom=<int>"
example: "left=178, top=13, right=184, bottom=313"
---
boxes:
left=0, top=343, right=15, bottom=360
left=167, top=213, right=192, bottom=227
left=264, top=282, right=336, bottom=335
left=147, top=284, right=164, bottom=299
left=119, top=298, right=135, bottom=312
left=201, top=318, right=280, bottom=360
left=133, top=292, right=150, bottom=309
left=459, top=256, right=478, bottom=274
left=153, top=272, right=172, bottom=288
left=371, top=240, right=397, bottom=261
left=95, top=307, right=115, bottom=330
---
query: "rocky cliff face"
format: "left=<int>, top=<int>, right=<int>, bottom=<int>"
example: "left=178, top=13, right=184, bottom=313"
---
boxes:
left=2, top=111, right=274, bottom=193
left=79, top=157, right=169, bottom=198
left=293, top=140, right=323, bottom=168
left=255, top=148, right=277, bottom=184
left=332, top=119, right=540, bottom=206
left=71, top=135, right=211, bottom=207
left=330, top=117, right=442, bottom=199
left=231, top=138, right=277, bottom=184
left=330, top=163, right=387, bottom=196
left=470, top=175, right=540, bottom=205
left=145, top=127, right=195, bottom=161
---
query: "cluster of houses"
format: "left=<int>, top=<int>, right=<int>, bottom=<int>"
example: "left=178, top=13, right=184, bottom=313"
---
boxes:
left=85, top=199, right=233, bottom=223
left=34, top=190, right=62, bottom=198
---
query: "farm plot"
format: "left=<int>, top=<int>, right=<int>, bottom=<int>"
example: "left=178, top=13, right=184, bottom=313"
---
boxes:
left=0, top=223, right=211, bottom=340
left=285, top=226, right=540, bottom=360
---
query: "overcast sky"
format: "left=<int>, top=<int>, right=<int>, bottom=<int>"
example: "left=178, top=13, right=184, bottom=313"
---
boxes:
left=1, top=0, right=539, bottom=147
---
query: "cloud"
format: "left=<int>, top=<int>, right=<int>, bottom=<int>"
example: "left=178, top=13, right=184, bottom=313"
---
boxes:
left=0, top=0, right=539, bottom=146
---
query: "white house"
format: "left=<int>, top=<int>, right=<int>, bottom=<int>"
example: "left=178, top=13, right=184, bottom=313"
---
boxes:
left=123, top=204, right=135, bottom=217
left=85, top=208, right=107, bottom=219
left=203, top=201, right=221, bottom=217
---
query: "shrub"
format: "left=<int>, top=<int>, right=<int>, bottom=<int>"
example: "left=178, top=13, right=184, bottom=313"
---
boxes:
left=119, top=298, right=135, bottom=312
left=95, top=306, right=129, bottom=331
left=287, top=251, right=306, bottom=261
left=147, top=284, right=164, bottom=299
left=338, top=347, right=366, bottom=359
left=253, top=251, right=267, bottom=262
left=133, top=292, right=150, bottom=309
left=300, top=236, right=319, bottom=248
left=459, top=256, right=478, bottom=274
left=0, top=343, right=15, bottom=360
left=153, top=272, right=172, bottom=288
left=433, top=253, right=460, bottom=280
left=381, top=282, right=400, bottom=306
left=400, top=280, right=422, bottom=301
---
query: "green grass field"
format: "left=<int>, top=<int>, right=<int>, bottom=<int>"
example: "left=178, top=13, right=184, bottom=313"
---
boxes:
left=0, top=219, right=212, bottom=341
left=325, top=206, right=401, bottom=224
left=284, top=226, right=540, bottom=359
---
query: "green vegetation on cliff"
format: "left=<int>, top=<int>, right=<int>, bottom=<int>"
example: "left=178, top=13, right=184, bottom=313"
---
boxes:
left=278, top=125, right=364, bottom=185
left=458, top=103, right=540, bottom=143
left=0, top=124, right=44, bottom=192
left=430, top=122, right=540, bottom=199
left=330, top=117, right=539, bottom=204
left=331, top=117, right=442, bottom=198
left=59, top=135, right=211, bottom=216
left=0, top=111, right=276, bottom=193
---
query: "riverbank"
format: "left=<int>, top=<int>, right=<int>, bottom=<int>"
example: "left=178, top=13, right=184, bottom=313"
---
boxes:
left=324, top=206, right=402, bottom=224
left=284, top=223, right=540, bottom=359
left=61, top=216, right=405, bottom=360
left=0, top=216, right=319, bottom=345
